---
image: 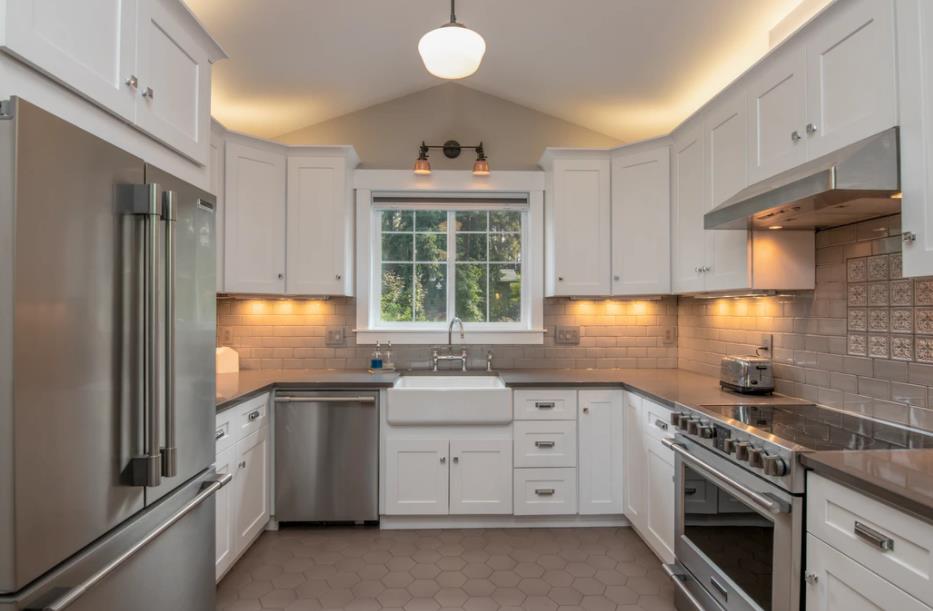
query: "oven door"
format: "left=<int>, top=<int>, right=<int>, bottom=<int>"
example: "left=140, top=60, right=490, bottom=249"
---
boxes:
left=665, top=436, right=802, bottom=611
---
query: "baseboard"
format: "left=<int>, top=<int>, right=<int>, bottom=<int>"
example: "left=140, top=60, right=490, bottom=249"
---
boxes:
left=379, top=514, right=630, bottom=530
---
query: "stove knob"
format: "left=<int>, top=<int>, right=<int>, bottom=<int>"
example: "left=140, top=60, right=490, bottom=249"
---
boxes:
left=687, top=420, right=700, bottom=435
left=670, top=413, right=684, bottom=428
left=748, top=447, right=764, bottom=468
left=697, top=425, right=715, bottom=439
left=723, top=438, right=737, bottom=454
left=677, top=416, right=693, bottom=431
left=734, top=441, right=750, bottom=461
left=763, top=454, right=788, bottom=477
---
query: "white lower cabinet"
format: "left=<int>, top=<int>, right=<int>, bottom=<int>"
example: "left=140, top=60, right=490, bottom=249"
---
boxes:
left=622, top=392, right=644, bottom=524
left=578, top=390, right=623, bottom=515
left=213, top=446, right=235, bottom=579
left=644, top=434, right=675, bottom=562
left=384, top=439, right=450, bottom=516
left=450, top=440, right=512, bottom=515
left=233, top=427, right=270, bottom=550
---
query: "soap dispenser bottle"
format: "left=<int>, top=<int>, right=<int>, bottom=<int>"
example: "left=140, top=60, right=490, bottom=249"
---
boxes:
left=371, top=341, right=384, bottom=370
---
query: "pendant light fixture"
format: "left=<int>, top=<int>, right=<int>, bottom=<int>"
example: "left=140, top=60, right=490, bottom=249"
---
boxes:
left=418, top=0, right=486, bottom=80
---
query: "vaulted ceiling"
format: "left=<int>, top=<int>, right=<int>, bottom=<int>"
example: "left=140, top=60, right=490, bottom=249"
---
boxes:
left=189, top=0, right=819, bottom=141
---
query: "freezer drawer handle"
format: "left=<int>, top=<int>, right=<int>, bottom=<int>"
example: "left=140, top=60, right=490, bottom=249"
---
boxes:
left=27, top=473, right=233, bottom=611
left=248, top=410, right=261, bottom=421
left=854, top=521, right=895, bottom=551
left=275, top=396, right=376, bottom=403
left=535, top=488, right=556, bottom=496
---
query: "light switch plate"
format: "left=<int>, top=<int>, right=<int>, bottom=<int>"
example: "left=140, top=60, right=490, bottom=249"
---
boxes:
left=326, top=327, right=346, bottom=347
left=555, top=325, right=581, bottom=345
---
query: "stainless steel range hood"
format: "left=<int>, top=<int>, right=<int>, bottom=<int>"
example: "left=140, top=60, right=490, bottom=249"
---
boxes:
left=704, top=128, right=901, bottom=230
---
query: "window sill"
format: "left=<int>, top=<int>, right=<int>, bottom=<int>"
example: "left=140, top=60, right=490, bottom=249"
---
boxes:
left=355, top=329, right=546, bottom=345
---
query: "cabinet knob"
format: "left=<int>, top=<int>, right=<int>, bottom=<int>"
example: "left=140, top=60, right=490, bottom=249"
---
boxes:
left=558, top=276, right=564, bottom=281
left=125, top=75, right=138, bottom=90
left=791, top=130, right=802, bottom=143
left=904, top=232, right=917, bottom=243
left=614, top=275, right=620, bottom=281
left=452, top=456, right=459, bottom=464
left=806, top=123, right=817, bottom=136
left=583, top=407, right=590, bottom=414
left=336, top=274, right=342, bottom=280
left=277, top=273, right=284, bottom=279
left=238, top=461, right=246, bottom=469
left=804, top=572, right=819, bottom=585
left=440, top=456, right=446, bottom=464
left=141, top=86, right=154, bottom=100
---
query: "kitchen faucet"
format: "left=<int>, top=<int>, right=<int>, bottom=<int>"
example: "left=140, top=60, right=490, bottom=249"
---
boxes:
left=433, top=318, right=467, bottom=371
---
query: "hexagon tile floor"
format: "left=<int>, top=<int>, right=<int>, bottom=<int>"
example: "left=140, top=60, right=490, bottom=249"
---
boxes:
left=216, top=526, right=676, bottom=611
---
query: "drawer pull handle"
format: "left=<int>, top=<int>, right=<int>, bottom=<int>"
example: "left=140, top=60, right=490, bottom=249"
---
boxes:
left=248, top=410, right=261, bottom=421
left=655, top=419, right=669, bottom=431
left=215, top=429, right=225, bottom=441
left=535, top=488, right=556, bottom=496
left=535, top=402, right=555, bottom=409
left=534, top=441, right=556, bottom=449
left=685, top=487, right=697, bottom=496
left=854, top=521, right=894, bottom=552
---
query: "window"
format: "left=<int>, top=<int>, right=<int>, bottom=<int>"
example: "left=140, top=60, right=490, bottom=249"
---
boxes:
left=376, top=207, right=526, bottom=328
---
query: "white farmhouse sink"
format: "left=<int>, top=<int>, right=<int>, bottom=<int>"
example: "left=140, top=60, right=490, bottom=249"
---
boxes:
left=387, top=375, right=512, bottom=425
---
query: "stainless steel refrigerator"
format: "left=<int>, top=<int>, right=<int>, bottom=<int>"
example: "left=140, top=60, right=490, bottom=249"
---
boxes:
left=0, top=98, right=224, bottom=611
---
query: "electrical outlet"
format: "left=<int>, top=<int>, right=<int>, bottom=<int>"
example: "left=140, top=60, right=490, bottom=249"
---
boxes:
left=221, top=327, right=233, bottom=344
left=662, top=325, right=676, bottom=347
left=326, top=327, right=346, bottom=347
left=555, top=325, right=581, bottom=345
left=760, top=333, right=773, bottom=355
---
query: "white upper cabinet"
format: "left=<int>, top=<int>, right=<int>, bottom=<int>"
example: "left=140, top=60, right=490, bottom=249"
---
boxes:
left=671, top=121, right=709, bottom=294
left=286, top=150, right=357, bottom=296
left=0, top=0, right=224, bottom=165
left=541, top=152, right=611, bottom=296
left=611, top=142, right=671, bottom=295
left=747, top=43, right=808, bottom=183
left=577, top=390, right=623, bottom=515
left=224, top=136, right=287, bottom=294
left=803, top=0, right=897, bottom=159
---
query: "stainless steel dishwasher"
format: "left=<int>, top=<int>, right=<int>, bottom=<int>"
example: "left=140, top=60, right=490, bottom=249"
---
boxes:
left=274, top=390, right=379, bottom=523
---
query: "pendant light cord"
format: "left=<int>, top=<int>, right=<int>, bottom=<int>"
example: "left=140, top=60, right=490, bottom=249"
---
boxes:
left=450, top=0, right=457, bottom=23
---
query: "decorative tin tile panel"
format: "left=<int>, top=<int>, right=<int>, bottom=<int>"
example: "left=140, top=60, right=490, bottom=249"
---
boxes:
left=848, top=284, right=868, bottom=307
left=890, top=279, right=913, bottom=306
left=916, top=279, right=933, bottom=306
left=917, top=308, right=933, bottom=335
left=892, top=336, right=914, bottom=361
left=847, top=257, right=867, bottom=282
left=868, top=282, right=890, bottom=307
left=892, top=309, right=913, bottom=334
left=848, top=308, right=867, bottom=332
left=868, top=335, right=889, bottom=359
left=890, top=253, right=903, bottom=279
left=868, top=308, right=889, bottom=333
left=848, top=334, right=867, bottom=356
left=868, top=255, right=889, bottom=281
left=917, top=337, right=933, bottom=363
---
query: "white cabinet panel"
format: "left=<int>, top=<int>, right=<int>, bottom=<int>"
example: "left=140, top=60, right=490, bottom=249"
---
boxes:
left=233, top=427, right=270, bottom=553
left=214, top=446, right=235, bottom=581
left=671, top=122, right=707, bottom=294
left=513, top=389, right=578, bottom=421
left=224, top=138, right=286, bottom=294
left=135, top=0, right=211, bottom=163
left=286, top=155, right=352, bottom=296
left=450, top=440, right=512, bottom=515
left=622, top=392, right=644, bottom=526
left=804, top=0, right=897, bottom=159
left=806, top=534, right=931, bottom=611
left=644, top=434, right=675, bottom=563
left=747, top=44, right=808, bottom=183
left=611, top=144, right=671, bottom=295
left=513, top=468, right=578, bottom=516
left=514, top=420, right=577, bottom=468
left=545, top=156, right=611, bottom=296
left=578, top=390, right=623, bottom=515
left=384, top=439, right=449, bottom=516
left=0, top=0, right=139, bottom=121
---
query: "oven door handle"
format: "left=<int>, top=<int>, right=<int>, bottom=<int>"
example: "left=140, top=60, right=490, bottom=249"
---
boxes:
left=662, top=438, right=788, bottom=515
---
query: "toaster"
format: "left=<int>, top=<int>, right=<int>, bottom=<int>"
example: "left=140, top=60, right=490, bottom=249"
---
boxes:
left=720, top=355, right=774, bottom=394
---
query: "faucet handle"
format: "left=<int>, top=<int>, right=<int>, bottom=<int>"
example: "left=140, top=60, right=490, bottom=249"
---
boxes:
left=486, top=350, right=494, bottom=372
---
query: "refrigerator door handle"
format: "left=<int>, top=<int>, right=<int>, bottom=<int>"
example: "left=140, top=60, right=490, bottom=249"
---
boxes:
left=26, top=473, right=233, bottom=611
left=123, top=184, right=162, bottom=487
left=161, top=189, right=177, bottom=478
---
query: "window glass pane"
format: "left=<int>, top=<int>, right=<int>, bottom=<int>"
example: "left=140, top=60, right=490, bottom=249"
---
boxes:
left=456, top=234, right=487, bottom=261
left=490, top=264, right=521, bottom=322
left=382, top=233, right=413, bottom=262
left=415, top=263, right=447, bottom=321
left=455, top=211, right=488, bottom=232
left=489, top=233, right=521, bottom=262
left=490, top=210, right=521, bottom=232
left=415, top=210, right=447, bottom=232
left=415, top=233, right=447, bottom=261
left=382, top=210, right=413, bottom=232
left=381, top=263, right=413, bottom=321
left=455, top=264, right=488, bottom=322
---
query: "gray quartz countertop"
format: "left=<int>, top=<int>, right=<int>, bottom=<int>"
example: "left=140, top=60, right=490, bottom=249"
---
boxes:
left=216, top=369, right=399, bottom=411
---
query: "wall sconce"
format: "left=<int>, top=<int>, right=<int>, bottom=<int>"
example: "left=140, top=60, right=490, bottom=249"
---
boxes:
left=413, top=140, right=490, bottom=176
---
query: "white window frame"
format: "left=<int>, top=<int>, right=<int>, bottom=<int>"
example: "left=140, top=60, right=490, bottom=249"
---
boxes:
left=354, top=170, right=545, bottom=345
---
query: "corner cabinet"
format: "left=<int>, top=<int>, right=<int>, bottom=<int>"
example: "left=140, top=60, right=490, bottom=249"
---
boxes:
left=577, top=390, right=623, bottom=514
left=0, top=0, right=225, bottom=165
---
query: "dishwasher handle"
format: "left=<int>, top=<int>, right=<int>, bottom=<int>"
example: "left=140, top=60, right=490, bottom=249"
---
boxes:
left=275, top=396, right=376, bottom=404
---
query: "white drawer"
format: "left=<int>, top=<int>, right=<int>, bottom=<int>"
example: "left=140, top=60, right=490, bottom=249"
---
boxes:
left=215, top=409, right=235, bottom=455
left=513, top=468, right=578, bottom=515
left=514, top=389, right=577, bottom=421
left=643, top=398, right=673, bottom=441
left=514, top=421, right=577, bottom=468
left=237, top=392, right=270, bottom=438
left=807, top=472, right=933, bottom=607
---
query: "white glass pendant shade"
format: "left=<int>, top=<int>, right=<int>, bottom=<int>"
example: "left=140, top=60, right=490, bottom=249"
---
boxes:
left=418, top=23, right=486, bottom=79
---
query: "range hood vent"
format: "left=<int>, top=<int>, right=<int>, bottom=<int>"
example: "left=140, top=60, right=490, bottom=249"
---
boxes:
left=705, top=128, right=901, bottom=230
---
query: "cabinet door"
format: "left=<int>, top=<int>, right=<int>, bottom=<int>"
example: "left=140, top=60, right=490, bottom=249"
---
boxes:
left=214, top=446, right=235, bottom=581
left=0, top=0, right=138, bottom=121
left=706, top=89, right=751, bottom=292
left=449, top=439, right=512, bottom=515
left=210, top=130, right=225, bottom=294
left=578, top=390, right=623, bottom=515
left=747, top=44, right=808, bottom=183
left=804, top=0, right=897, bottom=160
left=644, top=435, right=675, bottom=563
left=805, top=534, right=930, bottom=611
left=224, top=139, right=286, bottom=294
left=233, top=427, right=269, bottom=554
left=548, top=158, right=611, bottom=296
left=135, top=0, right=211, bottom=163
left=286, top=156, right=352, bottom=296
left=384, top=439, right=449, bottom=515
left=611, top=145, right=671, bottom=295
left=671, top=122, right=708, bottom=293
left=622, top=393, right=644, bottom=527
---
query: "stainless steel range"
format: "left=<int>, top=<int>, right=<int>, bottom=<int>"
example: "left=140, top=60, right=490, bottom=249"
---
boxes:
left=662, top=401, right=933, bottom=611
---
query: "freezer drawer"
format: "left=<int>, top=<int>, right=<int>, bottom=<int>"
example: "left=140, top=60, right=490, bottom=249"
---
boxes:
left=274, top=391, right=379, bottom=522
